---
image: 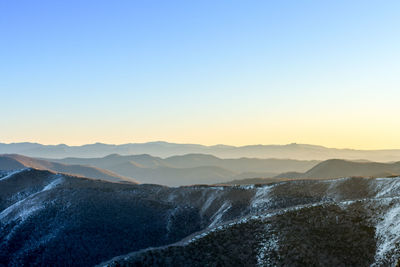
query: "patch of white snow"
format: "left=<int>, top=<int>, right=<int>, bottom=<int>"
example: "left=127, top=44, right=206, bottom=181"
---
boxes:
left=373, top=203, right=400, bottom=266
left=0, top=169, right=28, bottom=182
left=209, top=201, right=231, bottom=228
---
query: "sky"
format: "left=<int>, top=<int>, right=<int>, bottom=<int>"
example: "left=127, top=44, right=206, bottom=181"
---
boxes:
left=1, top=0, right=400, bottom=149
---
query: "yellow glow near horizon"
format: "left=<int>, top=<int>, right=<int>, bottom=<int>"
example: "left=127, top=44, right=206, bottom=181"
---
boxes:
left=2, top=97, right=400, bottom=150
left=2, top=113, right=400, bottom=150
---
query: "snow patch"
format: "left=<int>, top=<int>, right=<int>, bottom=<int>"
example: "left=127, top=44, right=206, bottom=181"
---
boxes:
left=373, top=203, right=400, bottom=266
left=239, top=184, right=255, bottom=189
left=201, top=191, right=219, bottom=214
left=43, top=174, right=63, bottom=191
left=0, top=197, right=44, bottom=223
left=0, top=169, right=28, bottom=182
left=166, top=191, right=180, bottom=202
left=165, top=207, right=180, bottom=237
left=374, top=178, right=400, bottom=198
left=209, top=201, right=231, bottom=228
left=257, top=224, right=279, bottom=266
left=208, top=186, right=225, bottom=191
left=251, top=185, right=274, bottom=212
left=324, top=177, right=350, bottom=201
left=0, top=174, right=64, bottom=223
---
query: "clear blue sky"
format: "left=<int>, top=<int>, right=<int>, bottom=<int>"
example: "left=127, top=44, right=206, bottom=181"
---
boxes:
left=1, top=0, right=400, bottom=148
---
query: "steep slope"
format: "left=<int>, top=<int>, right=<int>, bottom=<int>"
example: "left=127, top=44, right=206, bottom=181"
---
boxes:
left=0, top=154, right=136, bottom=183
left=103, top=177, right=400, bottom=266
left=2, top=169, right=400, bottom=266
left=0, top=169, right=253, bottom=266
left=104, top=204, right=377, bottom=266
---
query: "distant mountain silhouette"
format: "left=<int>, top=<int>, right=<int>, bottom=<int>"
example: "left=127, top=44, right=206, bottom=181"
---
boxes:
left=278, top=159, right=400, bottom=179
left=0, top=154, right=136, bottom=183
left=2, top=141, right=400, bottom=161
left=227, top=159, right=400, bottom=185
left=108, top=162, right=236, bottom=186
left=50, top=153, right=318, bottom=186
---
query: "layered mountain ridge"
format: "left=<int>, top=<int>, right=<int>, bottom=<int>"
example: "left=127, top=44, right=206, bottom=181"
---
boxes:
left=3, top=154, right=400, bottom=187
left=51, top=153, right=318, bottom=186
left=0, top=154, right=137, bottom=183
left=2, top=141, right=400, bottom=161
left=229, top=159, right=400, bottom=185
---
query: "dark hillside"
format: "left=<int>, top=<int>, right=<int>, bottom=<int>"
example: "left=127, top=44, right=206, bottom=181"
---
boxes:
left=1, top=169, right=400, bottom=266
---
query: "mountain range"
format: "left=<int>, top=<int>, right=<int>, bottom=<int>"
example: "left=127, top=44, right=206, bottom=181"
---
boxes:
left=2, top=141, right=400, bottom=161
left=1, top=169, right=399, bottom=266
left=0, top=154, right=137, bottom=183
left=228, top=159, right=400, bottom=185
left=3, top=153, right=400, bottom=186
left=276, top=159, right=400, bottom=179
left=0, top=153, right=318, bottom=186
left=50, top=153, right=318, bottom=186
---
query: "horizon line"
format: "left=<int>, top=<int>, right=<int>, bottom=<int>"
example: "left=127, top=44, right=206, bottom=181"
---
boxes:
left=2, top=140, right=400, bottom=151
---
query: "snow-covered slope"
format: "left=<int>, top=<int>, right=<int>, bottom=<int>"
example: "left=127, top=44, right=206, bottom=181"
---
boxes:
left=1, top=169, right=400, bottom=266
left=103, top=177, right=400, bottom=267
